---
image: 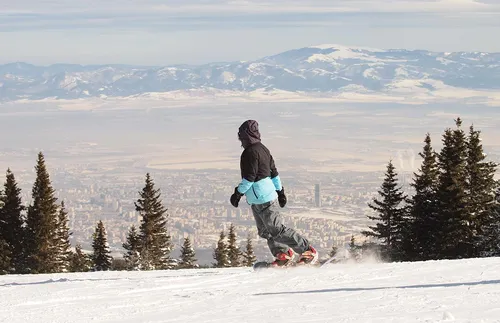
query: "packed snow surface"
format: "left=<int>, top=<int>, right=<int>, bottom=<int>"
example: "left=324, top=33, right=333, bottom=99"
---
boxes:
left=2, top=257, right=500, bottom=322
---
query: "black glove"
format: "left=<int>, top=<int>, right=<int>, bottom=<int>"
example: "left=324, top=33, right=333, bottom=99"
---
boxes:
left=230, top=187, right=243, bottom=207
left=277, top=187, right=287, bottom=208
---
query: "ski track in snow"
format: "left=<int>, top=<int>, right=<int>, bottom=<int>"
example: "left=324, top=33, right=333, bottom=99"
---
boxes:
left=2, top=258, right=500, bottom=322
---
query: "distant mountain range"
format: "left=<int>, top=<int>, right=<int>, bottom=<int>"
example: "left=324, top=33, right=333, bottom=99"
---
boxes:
left=1, top=44, right=499, bottom=102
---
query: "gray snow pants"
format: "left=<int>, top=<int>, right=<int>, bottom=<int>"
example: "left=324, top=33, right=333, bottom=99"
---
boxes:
left=251, top=199, right=310, bottom=257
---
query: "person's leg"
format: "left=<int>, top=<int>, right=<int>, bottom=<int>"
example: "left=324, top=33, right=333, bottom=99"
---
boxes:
left=251, top=204, right=289, bottom=256
left=253, top=199, right=311, bottom=254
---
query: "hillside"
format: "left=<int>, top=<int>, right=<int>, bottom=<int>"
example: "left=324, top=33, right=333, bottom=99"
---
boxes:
left=1, top=44, right=499, bottom=104
left=2, top=256, right=500, bottom=322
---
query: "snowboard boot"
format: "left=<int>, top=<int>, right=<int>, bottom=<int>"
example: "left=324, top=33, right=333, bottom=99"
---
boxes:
left=271, top=248, right=295, bottom=267
left=297, top=246, right=318, bottom=265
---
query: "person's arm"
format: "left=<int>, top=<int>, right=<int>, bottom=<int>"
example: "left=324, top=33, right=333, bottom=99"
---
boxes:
left=271, top=153, right=287, bottom=207
left=237, top=150, right=258, bottom=194
left=270, top=154, right=282, bottom=191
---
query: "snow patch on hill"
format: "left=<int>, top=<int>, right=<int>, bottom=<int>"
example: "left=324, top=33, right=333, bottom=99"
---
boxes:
left=1, top=44, right=500, bottom=104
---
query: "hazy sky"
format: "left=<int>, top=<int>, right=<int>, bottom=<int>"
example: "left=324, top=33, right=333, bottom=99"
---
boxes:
left=1, top=0, right=500, bottom=66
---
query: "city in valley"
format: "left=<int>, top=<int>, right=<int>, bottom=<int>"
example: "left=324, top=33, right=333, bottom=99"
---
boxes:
left=1, top=99, right=499, bottom=265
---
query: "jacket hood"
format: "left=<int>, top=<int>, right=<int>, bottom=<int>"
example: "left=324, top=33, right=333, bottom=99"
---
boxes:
left=238, top=120, right=261, bottom=148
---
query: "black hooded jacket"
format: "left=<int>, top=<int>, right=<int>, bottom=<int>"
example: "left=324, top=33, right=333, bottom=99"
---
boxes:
left=238, top=120, right=279, bottom=183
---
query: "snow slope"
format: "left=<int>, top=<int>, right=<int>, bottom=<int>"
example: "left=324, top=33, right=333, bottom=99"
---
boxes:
left=2, top=257, right=500, bottom=322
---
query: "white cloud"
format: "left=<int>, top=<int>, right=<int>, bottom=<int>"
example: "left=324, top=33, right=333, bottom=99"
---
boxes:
left=1, top=0, right=498, bottom=33
left=0, top=0, right=499, bottom=65
left=1, top=0, right=498, bottom=15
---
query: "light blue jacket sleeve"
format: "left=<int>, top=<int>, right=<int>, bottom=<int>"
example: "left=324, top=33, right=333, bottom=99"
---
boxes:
left=271, top=175, right=282, bottom=191
left=237, top=178, right=254, bottom=194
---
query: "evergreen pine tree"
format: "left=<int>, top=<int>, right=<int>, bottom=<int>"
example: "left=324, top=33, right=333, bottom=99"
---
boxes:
left=349, top=235, right=361, bottom=260
left=477, top=203, right=500, bottom=257
left=406, top=133, right=440, bottom=261
left=362, top=160, right=407, bottom=261
left=466, top=124, right=498, bottom=256
left=179, top=237, right=197, bottom=269
left=0, top=238, right=11, bottom=274
left=242, top=235, right=256, bottom=266
left=69, top=244, right=92, bottom=272
left=349, top=235, right=356, bottom=250
left=329, top=245, right=338, bottom=258
left=25, top=152, right=60, bottom=273
left=91, top=220, right=112, bottom=271
left=122, top=225, right=141, bottom=270
left=227, top=223, right=242, bottom=267
left=435, top=119, right=470, bottom=259
left=0, top=169, right=25, bottom=273
left=54, top=201, right=72, bottom=272
left=135, top=173, right=173, bottom=270
left=213, top=230, right=229, bottom=268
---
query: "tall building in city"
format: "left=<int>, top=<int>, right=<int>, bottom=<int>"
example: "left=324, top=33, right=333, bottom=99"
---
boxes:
left=314, top=184, right=321, bottom=207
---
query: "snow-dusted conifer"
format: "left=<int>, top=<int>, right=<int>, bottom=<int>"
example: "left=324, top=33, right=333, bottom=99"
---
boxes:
left=0, top=168, right=25, bottom=273
left=213, top=230, right=229, bottom=268
left=478, top=203, right=500, bottom=256
left=242, top=235, right=256, bottom=267
left=91, top=220, right=112, bottom=271
left=405, top=133, right=440, bottom=261
left=69, top=244, right=92, bottom=272
left=179, top=237, right=197, bottom=269
left=329, top=245, right=338, bottom=258
left=466, top=124, right=498, bottom=256
left=122, top=225, right=141, bottom=270
left=25, top=152, right=60, bottom=273
left=349, top=235, right=361, bottom=260
left=0, top=238, right=11, bottom=274
left=362, top=160, right=407, bottom=261
left=54, top=201, right=72, bottom=272
left=135, top=173, right=173, bottom=270
left=227, top=223, right=242, bottom=267
left=435, top=119, right=469, bottom=259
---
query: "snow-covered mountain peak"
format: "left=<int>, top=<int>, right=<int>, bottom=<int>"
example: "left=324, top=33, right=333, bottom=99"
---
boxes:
left=305, top=44, right=385, bottom=63
left=310, top=43, right=384, bottom=52
left=1, top=44, right=499, bottom=102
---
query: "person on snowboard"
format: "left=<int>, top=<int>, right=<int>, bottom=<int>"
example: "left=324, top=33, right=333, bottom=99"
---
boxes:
left=230, top=119, right=318, bottom=267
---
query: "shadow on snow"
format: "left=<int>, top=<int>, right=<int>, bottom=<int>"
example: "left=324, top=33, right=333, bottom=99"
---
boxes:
left=254, top=280, right=500, bottom=296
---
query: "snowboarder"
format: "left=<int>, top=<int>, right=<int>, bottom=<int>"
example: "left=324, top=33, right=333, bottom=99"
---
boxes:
left=230, top=119, right=318, bottom=267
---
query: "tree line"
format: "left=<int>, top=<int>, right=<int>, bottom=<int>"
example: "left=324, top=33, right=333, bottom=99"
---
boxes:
left=4, top=117, right=497, bottom=274
left=0, top=153, right=257, bottom=274
left=361, top=118, right=500, bottom=262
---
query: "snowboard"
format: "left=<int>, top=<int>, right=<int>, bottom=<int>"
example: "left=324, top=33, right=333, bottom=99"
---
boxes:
left=252, top=256, right=336, bottom=271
